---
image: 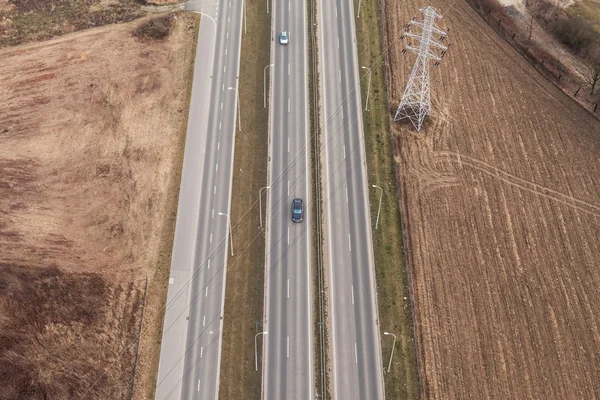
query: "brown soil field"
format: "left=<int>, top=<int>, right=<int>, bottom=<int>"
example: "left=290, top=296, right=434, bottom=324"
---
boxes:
left=0, top=13, right=197, bottom=399
left=383, top=0, right=600, bottom=398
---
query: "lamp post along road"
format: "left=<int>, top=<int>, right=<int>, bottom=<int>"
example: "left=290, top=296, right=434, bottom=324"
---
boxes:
left=362, top=66, right=372, bottom=111
left=372, top=184, right=383, bottom=230
left=259, top=186, right=270, bottom=228
left=218, top=212, right=234, bottom=256
left=228, top=87, right=241, bottom=131
left=264, top=64, right=274, bottom=108
left=383, top=332, right=397, bottom=373
left=358, top=0, right=362, bottom=18
left=255, top=331, right=267, bottom=371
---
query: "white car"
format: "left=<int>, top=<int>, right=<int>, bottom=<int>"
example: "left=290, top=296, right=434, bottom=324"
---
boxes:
left=279, top=31, right=289, bottom=45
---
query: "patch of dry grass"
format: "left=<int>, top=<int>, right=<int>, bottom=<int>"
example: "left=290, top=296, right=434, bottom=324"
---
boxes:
left=0, top=14, right=198, bottom=399
left=0, top=0, right=146, bottom=48
left=218, top=0, right=270, bottom=397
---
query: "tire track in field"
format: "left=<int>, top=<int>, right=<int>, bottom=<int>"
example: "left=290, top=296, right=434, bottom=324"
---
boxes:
left=434, top=151, right=600, bottom=218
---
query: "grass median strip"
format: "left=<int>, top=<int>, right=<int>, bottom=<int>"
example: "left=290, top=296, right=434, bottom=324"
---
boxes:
left=354, top=0, right=420, bottom=398
left=218, top=0, right=270, bottom=398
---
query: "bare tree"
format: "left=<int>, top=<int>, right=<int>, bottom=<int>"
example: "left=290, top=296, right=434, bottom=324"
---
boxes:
left=552, top=0, right=569, bottom=20
left=525, top=0, right=540, bottom=40
left=585, top=50, right=600, bottom=95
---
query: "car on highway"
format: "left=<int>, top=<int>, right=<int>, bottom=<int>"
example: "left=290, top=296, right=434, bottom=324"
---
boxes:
left=292, top=198, right=303, bottom=223
left=279, top=31, right=289, bottom=45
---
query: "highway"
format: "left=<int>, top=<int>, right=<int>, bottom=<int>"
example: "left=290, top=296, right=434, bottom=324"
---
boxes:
left=317, top=0, right=386, bottom=398
left=154, top=0, right=244, bottom=398
left=261, top=0, right=314, bottom=396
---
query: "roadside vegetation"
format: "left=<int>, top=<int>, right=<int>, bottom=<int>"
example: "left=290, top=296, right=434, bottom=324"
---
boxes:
left=218, top=0, right=270, bottom=397
left=132, top=13, right=175, bottom=40
left=354, top=0, right=420, bottom=398
left=0, top=0, right=147, bottom=48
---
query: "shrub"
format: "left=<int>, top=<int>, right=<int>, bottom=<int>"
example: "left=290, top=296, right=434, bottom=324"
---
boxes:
left=132, top=14, right=175, bottom=40
left=550, top=16, right=597, bottom=55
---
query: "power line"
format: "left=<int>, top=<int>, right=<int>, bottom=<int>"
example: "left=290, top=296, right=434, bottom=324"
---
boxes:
left=81, top=11, right=413, bottom=398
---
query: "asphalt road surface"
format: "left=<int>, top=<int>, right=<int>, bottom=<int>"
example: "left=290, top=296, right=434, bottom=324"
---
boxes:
left=155, top=0, right=244, bottom=399
left=261, top=0, right=314, bottom=397
left=317, top=0, right=386, bottom=398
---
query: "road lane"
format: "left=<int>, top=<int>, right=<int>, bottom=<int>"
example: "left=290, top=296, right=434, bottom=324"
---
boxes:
left=262, top=0, right=313, bottom=396
left=155, top=0, right=244, bottom=398
left=317, top=0, right=386, bottom=398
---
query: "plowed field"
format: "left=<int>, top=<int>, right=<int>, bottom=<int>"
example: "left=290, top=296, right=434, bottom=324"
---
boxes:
left=383, top=0, right=600, bottom=398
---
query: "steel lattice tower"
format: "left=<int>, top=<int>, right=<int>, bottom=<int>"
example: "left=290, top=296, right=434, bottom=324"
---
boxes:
left=394, top=6, right=448, bottom=131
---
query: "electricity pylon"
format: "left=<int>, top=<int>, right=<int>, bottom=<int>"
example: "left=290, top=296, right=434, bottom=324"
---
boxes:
left=394, top=6, right=448, bottom=131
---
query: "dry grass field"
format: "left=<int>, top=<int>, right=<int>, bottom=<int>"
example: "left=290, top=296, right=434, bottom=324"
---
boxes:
left=0, top=14, right=197, bottom=399
left=0, top=0, right=147, bottom=48
left=383, top=0, right=600, bottom=398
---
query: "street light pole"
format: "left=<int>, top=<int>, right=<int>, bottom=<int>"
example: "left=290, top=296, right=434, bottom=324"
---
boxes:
left=372, top=184, right=382, bottom=230
left=228, top=87, right=241, bottom=132
left=362, top=66, right=372, bottom=111
left=264, top=64, right=274, bottom=108
left=267, top=0, right=270, bottom=13
left=358, top=0, right=362, bottom=18
left=255, top=331, right=267, bottom=371
left=218, top=212, right=234, bottom=256
left=259, top=186, right=271, bottom=228
left=244, top=0, right=247, bottom=34
left=383, top=332, right=396, bottom=373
